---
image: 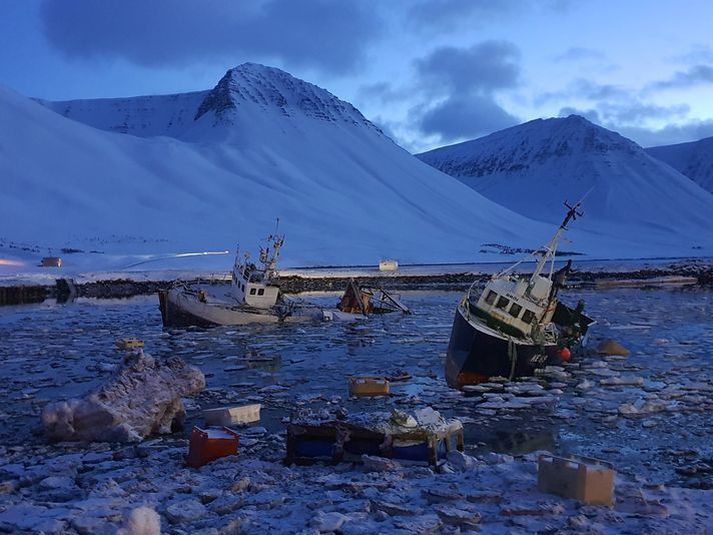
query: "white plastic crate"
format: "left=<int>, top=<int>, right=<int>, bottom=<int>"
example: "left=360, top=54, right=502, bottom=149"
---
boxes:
left=203, top=404, right=262, bottom=426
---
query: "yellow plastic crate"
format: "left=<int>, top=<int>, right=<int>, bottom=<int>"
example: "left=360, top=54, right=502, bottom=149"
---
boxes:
left=115, top=338, right=145, bottom=350
left=349, top=376, right=390, bottom=397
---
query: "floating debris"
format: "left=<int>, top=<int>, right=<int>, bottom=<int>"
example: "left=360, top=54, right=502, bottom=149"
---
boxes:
left=203, top=403, right=261, bottom=426
left=597, top=339, right=631, bottom=357
left=115, top=338, right=144, bottom=350
left=186, top=426, right=240, bottom=468
left=349, top=376, right=390, bottom=397
left=286, top=407, right=463, bottom=467
left=538, top=454, right=615, bottom=505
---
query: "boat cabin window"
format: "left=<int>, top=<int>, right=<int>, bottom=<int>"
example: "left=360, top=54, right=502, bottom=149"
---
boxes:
left=249, top=288, right=257, bottom=295
left=258, top=288, right=265, bottom=296
left=509, top=303, right=522, bottom=318
left=484, top=290, right=497, bottom=305
left=522, top=309, right=536, bottom=324
left=495, top=296, right=510, bottom=310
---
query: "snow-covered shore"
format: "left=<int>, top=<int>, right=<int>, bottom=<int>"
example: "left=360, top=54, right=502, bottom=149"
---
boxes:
left=1, top=436, right=711, bottom=534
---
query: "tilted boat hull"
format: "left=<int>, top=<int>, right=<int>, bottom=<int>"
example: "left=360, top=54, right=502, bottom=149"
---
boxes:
left=445, top=300, right=592, bottom=389
left=445, top=306, right=561, bottom=388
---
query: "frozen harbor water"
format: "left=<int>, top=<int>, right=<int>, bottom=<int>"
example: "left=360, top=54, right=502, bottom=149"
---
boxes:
left=0, top=287, right=711, bottom=532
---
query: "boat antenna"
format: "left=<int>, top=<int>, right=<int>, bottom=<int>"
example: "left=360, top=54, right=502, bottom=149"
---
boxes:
left=529, top=191, right=588, bottom=285
left=561, top=197, right=585, bottom=230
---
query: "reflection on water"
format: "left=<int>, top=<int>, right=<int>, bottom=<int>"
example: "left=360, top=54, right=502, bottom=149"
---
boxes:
left=0, top=287, right=711, bottom=486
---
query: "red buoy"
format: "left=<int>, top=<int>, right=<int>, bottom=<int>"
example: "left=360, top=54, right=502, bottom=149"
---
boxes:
left=559, top=347, right=571, bottom=362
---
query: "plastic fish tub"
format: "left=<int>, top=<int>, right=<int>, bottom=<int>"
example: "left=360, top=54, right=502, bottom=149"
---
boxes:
left=186, top=426, right=240, bottom=468
left=538, top=454, right=615, bottom=506
left=115, top=338, right=144, bottom=350
left=203, top=404, right=261, bottom=426
left=349, top=376, right=390, bottom=397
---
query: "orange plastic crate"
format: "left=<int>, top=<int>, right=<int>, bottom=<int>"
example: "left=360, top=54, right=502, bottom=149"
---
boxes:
left=186, top=426, right=240, bottom=468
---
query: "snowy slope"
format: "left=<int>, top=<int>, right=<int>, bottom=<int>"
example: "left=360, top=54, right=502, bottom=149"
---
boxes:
left=417, top=116, right=713, bottom=251
left=1, top=64, right=569, bottom=271
left=646, top=137, right=713, bottom=194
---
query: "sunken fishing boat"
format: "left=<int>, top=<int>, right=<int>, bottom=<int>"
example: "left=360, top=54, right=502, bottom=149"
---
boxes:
left=159, top=232, right=321, bottom=327
left=445, top=201, right=594, bottom=388
left=327, top=278, right=411, bottom=320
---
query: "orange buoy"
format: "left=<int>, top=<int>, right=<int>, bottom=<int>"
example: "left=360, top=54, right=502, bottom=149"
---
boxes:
left=559, top=348, right=571, bottom=362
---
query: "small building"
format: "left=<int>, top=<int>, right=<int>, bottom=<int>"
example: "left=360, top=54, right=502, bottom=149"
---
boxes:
left=40, top=257, right=62, bottom=268
left=379, top=259, right=398, bottom=272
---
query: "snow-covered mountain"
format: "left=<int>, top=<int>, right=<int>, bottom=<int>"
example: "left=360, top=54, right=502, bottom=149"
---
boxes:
left=646, top=137, right=713, bottom=194
left=417, top=115, right=713, bottom=251
left=39, top=63, right=378, bottom=142
left=2, top=64, right=566, bottom=270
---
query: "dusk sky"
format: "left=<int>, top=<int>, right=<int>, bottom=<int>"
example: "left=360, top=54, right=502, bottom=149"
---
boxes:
left=2, top=0, right=713, bottom=152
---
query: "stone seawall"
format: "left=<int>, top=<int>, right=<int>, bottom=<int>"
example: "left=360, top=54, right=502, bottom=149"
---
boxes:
left=1, top=263, right=711, bottom=304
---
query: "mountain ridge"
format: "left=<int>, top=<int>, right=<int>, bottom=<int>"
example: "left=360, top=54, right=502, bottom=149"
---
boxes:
left=39, top=63, right=382, bottom=142
left=646, top=136, right=713, bottom=194
left=416, top=115, right=713, bottom=250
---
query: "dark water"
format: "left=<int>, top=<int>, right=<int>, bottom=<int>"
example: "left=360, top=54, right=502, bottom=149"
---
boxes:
left=0, top=287, right=711, bottom=487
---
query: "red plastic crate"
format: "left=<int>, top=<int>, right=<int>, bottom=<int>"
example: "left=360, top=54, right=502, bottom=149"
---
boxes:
left=186, top=426, right=240, bottom=468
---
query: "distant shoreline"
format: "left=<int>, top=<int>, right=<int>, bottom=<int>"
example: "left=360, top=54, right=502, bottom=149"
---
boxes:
left=1, top=261, right=711, bottom=305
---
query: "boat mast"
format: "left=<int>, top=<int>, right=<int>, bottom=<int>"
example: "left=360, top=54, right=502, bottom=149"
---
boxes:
left=529, top=200, right=583, bottom=285
left=260, top=218, right=284, bottom=281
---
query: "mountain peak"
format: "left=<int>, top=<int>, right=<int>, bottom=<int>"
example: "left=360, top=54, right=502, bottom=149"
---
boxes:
left=417, top=114, right=641, bottom=179
left=486, top=114, right=640, bottom=157
left=194, top=62, right=375, bottom=129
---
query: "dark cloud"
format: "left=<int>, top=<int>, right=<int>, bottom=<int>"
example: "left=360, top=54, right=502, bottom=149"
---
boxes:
left=573, top=79, right=627, bottom=101
left=554, top=47, right=606, bottom=62
left=558, top=107, right=713, bottom=148
left=556, top=99, right=689, bottom=129
left=536, top=78, right=626, bottom=105
left=558, top=106, right=601, bottom=124
left=419, top=96, right=519, bottom=140
left=408, top=40, right=521, bottom=144
left=415, top=41, right=520, bottom=95
left=40, top=0, right=382, bottom=74
left=618, top=121, right=713, bottom=147
left=671, top=45, right=713, bottom=65
left=407, top=0, right=517, bottom=31
left=647, top=64, right=713, bottom=90
left=355, top=82, right=407, bottom=105
left=596, top=102, right=689, bottom=124
left=406, top=0, right=572, bottom=32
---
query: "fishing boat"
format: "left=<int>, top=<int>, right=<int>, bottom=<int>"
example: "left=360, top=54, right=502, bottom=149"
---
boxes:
left=445, top=201, right=594, bottom=389
left=158, top=232, right=321, bottom=327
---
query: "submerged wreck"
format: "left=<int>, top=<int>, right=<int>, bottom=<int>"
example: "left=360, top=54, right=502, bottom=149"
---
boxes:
left=446, top=202, right=594, bottom=388
left=330, top=278, right=411, bottom=320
